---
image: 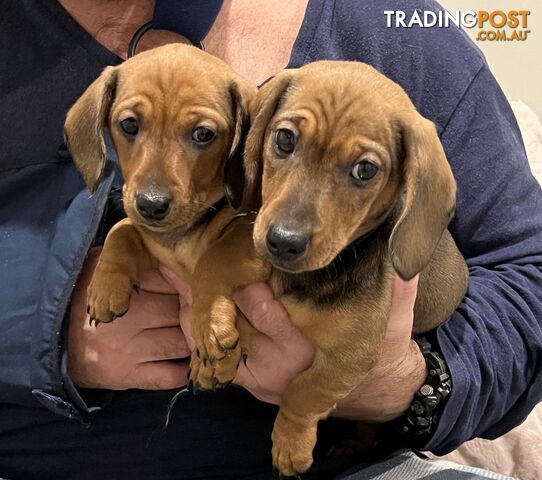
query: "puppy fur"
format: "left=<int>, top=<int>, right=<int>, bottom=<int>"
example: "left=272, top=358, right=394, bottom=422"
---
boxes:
left=65, top=43, right=266, bottom=383
left=226, top=61, right=468, bottom=475
left=66, top=51, right=468, bottom=478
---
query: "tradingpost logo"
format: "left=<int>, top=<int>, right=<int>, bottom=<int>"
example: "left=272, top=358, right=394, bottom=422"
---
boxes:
left=384, top=10, right=531, bottom=42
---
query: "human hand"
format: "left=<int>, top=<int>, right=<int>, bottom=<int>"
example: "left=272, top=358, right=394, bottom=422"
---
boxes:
left=161, top=267, right=425, bottom=422
left=159, top=269, right=314, bottom=404
left=233, top=283, right=315, bottom=404
left=230, top=276, right=425, bottom=422
left=68, top=247, right=191, bottom=390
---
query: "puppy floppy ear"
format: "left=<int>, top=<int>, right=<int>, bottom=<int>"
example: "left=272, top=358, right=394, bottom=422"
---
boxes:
left=227, top=70, right=293, bottom=211
left=64, top=66, right=118, bottom=193
left=389, top=114, right=456, bottom=280
left=224, top=80, right=255, bottom=209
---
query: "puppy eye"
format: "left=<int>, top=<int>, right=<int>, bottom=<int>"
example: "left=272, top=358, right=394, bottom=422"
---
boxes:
left=274, top=128, right=296, bottom=156
left=119, top=117, right=139, bottom=137
left=192, top=127, right=215, bottom=145
left=351, top=160, right=379, bottom=182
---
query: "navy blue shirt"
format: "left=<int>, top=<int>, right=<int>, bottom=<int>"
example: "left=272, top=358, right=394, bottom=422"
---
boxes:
left=1, top=0, right=541, bottom=477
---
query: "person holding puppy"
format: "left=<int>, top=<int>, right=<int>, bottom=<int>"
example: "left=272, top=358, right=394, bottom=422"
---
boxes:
left=1, top=1, right=541, bottom=479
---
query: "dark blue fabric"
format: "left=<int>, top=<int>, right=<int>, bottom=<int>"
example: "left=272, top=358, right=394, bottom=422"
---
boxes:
left=1, top=0, right=541, bottom=477
left=0, top=1, right=119, bottom=414
left=0, top=1, right=119, bottom=172
left=153, top=0, right=224, bottom=44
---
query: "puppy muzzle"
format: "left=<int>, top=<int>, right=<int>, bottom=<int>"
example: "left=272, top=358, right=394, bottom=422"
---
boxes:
left=136, top=192, right=171, bottom=221
left=265, top=224, right=310, bottom=264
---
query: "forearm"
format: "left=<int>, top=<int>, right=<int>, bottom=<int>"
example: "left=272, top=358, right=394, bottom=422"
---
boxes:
left=420, top=63, right=542, bottom=452
left=335, top=340, right=426, bottom=422
left=425, top=264, right=542, bottom=454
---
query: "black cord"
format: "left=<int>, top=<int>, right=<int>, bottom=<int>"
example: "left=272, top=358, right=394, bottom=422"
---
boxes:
left=127, top=21, right=205, bottom=58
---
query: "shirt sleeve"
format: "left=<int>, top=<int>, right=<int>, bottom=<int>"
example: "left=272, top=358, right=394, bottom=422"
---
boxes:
left=423, top=66, right=542, bottom=454
left=0, top=158, right=114, bottom=421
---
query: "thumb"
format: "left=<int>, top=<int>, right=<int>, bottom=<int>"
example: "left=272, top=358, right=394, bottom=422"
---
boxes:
left=159, top=265, right=192, bottom=305
left=234, top=283, right=297, bottom=342
left=384, top=274, right=419, bottom=347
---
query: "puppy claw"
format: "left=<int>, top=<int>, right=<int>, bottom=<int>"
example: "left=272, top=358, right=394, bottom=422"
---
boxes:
left=219, top=336, right=239, bottom=355
left=191, top=381, right=201, bottom=396
left=89, top=317, right=101, bottom=328
left=189, top=350, right=238, bottom=392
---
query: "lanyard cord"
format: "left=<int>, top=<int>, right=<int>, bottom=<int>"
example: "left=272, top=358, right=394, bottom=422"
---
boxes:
left=127, top=0, right=224, bottom=58
left=127, top=21, right=204, bottom=58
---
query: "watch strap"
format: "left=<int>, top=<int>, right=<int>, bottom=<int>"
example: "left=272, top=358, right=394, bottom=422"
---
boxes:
left=389, top=336, right=452, bottom=446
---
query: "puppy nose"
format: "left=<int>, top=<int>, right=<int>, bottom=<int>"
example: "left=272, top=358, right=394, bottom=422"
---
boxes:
left=136, top=193, right=171, bottom=221
left=266, top=225, right=309, bottom=261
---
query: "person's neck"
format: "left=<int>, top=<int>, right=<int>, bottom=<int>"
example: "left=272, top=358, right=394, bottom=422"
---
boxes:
left=204, top=0, right=308, bottom=84
left=58, top=0, right=308, bottom=85
left=58, top=0, right=190, bottom=60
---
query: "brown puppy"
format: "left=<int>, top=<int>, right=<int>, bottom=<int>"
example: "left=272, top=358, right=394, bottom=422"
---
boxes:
left=219, top=61, right=468, bottom=476
left=66, top=51, right=468, bottom=477
left=64, top=44, right=265, bottom=381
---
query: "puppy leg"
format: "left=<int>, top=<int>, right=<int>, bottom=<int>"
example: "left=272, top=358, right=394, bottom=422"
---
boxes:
left=189, top=226, right=268, bottom=390
left=87, top=219, right=152, bottom=324
left=271, top=303, right=389, bottom=477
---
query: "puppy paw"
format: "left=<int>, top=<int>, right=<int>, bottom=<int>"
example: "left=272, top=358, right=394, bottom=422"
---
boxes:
left=272, top=412, right=316, bottom=477
left=189, top=318, right=241, bottom=391
left=87, top=269, right=134, bottom=326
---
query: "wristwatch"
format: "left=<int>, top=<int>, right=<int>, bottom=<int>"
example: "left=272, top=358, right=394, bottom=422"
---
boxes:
left=385, top=336, right=452, bottom=447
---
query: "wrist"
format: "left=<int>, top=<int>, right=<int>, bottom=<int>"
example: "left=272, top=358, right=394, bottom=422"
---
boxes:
left=382, top=335, right=452, bottom=447
left=335, top=340, right=427, bottom=422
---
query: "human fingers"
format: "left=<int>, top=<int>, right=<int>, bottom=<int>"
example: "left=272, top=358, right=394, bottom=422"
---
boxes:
left=234, top=283, right=300, bottom=344
left=384, top=274, right=419, bottom=349
left=127, top=288, right=181, bottom=329
left=129, top=360, right=190, bottom=390
left=127, top=326, right=191, bottom=362
left=159, top=266, right=193, bottom=305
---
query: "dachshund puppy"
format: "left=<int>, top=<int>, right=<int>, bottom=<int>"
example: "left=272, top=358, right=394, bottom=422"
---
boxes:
left=218, top=61, right=468, bottom=476
left=65, top=44, right=264, bottom=382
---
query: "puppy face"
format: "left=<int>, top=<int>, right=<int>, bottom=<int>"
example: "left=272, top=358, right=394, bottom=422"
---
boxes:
left=65, top=44, right=255, bottom=233
left=240, top=62, right=456, bottom=279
